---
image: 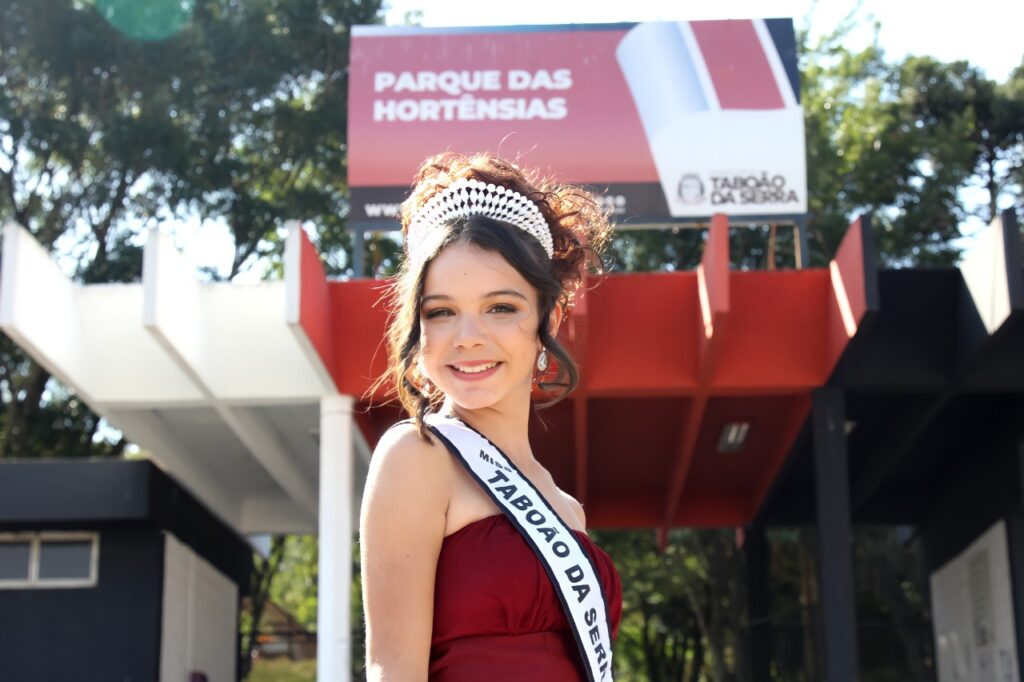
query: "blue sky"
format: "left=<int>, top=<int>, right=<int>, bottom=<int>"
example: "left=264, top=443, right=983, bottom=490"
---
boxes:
left=381, top=0, right=1023, bottom=81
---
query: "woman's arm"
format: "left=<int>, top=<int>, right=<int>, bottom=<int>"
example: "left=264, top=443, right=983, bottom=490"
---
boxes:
left=360, top=425, right=450, bottom=681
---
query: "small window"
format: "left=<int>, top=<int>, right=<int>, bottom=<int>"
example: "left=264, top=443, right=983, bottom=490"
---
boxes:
left=0, top=532, right=98, bottom=589
left=39, top=540, right=93, bottom=581
left=0, top=541, right=31, bottom=581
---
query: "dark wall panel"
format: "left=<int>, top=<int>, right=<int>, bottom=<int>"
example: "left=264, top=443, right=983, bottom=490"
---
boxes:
left=0, top=528, right=163, bottom=682
left=919, top=441, right=1022, bottom=573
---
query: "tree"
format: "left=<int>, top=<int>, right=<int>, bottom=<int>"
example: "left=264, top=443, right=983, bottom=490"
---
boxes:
left=241, top=535, right=288, bottom=679
left=798, top=19, right=1023, bottom=267
left=0, top=0, right=383, bottom=459
left=0, top=3, right=382, bottom=679
left=591, top=528, right=752, bottom=682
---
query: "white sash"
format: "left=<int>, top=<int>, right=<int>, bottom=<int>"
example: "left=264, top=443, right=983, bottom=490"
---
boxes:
left=425, top=413, right=614, bottom=681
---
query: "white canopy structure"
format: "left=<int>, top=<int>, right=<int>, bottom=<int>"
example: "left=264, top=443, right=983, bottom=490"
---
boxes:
left=0, top=221, right=365, bottom=679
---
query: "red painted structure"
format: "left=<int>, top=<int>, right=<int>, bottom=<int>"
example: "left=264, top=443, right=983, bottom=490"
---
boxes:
left=296, top=215, right=874, bottom=532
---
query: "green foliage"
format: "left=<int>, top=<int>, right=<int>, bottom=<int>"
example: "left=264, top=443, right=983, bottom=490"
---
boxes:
left=93, top=0, right=195, bottom=42
left=589, top=528, right=749, bottom=682
left=0, top=0, right=384, bottom=460
left=269, top=535, right=320, bottom=629
left=799, top=18, right=1022, bottom=266
left=243, top=535, right=365, bottom=681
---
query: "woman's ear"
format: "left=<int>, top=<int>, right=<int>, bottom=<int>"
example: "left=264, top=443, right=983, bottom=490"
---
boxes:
left=548, top=304, right=564, bottom=338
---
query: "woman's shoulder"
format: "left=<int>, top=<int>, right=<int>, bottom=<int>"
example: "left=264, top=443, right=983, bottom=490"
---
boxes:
left=559, top=489, right=587, bottom=530
left=361, top=420, right=453, bottom=540
left=366, top=420, right=455, bottom=497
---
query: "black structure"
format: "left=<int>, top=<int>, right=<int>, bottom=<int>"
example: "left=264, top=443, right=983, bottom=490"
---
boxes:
left=0, top=459, right=253, bottom=682
left=755, top=210, right=1024, bottom=679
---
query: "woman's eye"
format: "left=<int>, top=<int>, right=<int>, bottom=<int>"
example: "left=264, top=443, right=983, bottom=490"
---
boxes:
left=423, top=305, right=516, bottom=318
left=424, top=308, right=452, bottom=319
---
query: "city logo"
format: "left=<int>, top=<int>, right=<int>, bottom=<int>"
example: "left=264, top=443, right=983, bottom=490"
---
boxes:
left=677, top=174, right=705, bottom=205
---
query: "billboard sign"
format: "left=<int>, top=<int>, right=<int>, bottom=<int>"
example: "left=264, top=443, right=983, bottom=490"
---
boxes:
left=348, top=20, right=806, bottom=226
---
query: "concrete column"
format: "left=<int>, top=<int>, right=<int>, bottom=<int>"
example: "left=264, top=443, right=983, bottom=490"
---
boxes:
left=317, top=394, right=355, bottom=681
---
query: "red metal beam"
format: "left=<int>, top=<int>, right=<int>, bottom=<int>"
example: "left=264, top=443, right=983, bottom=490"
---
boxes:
left=661, top=214, right=730, bottom=532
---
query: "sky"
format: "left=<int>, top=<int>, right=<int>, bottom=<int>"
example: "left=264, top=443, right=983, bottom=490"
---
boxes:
left=180, top=0, right=1023, bottom=279
left=381, top=0, right=1023, bottom=81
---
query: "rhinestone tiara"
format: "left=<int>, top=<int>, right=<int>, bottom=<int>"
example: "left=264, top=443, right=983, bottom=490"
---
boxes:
left=405, top=178, right=554, bottom=262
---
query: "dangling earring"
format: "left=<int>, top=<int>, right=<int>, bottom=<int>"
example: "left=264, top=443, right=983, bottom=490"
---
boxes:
left=536, top=349, right=549, bottom=373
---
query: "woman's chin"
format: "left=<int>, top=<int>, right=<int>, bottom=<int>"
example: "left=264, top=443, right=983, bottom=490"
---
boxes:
left=445, top=391, right=501, bottom=412
left=436, top=376, right=532, bottom=413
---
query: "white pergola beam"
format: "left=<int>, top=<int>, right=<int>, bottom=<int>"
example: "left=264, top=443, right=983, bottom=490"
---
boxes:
left=143, top=228, right=319, bottom=522
left=0, top=222, right=203, bottom=405
left=240, top=498, right=317, bottom=534
left=219, top=406, right=318, bottom=520
left=106, top=408, right=243, bottom=529
left=0, top=222, right=87, bottom=398
left=961, top=213, right=1020, bottom=335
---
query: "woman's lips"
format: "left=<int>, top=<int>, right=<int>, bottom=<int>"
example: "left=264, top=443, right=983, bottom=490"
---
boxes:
left=447, top=361, right=502, bottom=382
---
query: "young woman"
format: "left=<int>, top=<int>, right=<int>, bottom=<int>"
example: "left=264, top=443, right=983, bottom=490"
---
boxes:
left=360, top=152, right=622, bottom=681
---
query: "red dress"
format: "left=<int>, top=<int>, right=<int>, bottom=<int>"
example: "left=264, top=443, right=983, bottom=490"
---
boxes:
left=430, top=513, right=623, bottom=681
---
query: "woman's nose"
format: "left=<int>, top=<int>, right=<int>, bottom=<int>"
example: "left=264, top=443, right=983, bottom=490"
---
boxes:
left=453, top=314, right=486, bottom=348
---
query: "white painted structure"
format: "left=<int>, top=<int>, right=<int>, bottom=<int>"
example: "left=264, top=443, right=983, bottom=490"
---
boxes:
left=161, top=533, right=239, bottom=682
left=0, top=221, right=368, bottom=679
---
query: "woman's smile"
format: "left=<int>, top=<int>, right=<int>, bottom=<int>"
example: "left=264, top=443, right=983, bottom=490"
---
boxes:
left=448, top=360, right=503, bottom=381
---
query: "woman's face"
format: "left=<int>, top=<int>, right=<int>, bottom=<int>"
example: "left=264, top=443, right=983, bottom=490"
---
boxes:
left=418, top=240, right=544, bottom=412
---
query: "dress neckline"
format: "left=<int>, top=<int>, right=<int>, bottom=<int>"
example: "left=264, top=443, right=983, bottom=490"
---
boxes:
left=443, top=513, right=589, bottom=543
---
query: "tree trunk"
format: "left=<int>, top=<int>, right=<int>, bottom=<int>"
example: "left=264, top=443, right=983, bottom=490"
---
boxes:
left=686, top=631, right=705, bottom=682
left=640, top=606, right=661, bottom=682
left=241, top=536, right=288, bottom=679
left=799, top=528, right=821, bottom=682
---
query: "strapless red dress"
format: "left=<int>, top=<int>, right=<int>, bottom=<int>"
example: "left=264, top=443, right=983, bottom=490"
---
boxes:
left=430, top=513, right=622, bottom=681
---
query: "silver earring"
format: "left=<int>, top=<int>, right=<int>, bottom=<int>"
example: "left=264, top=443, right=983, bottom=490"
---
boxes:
left=537, top=349, right=549, bottom=372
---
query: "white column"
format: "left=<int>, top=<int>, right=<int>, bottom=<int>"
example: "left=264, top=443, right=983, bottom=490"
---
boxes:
left=318, top=394, right=355, bottom=681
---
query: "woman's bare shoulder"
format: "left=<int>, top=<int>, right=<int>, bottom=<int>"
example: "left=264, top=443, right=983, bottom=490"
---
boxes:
left=362, top=422, right=452, bottom=521
left=373, top=421, right=449, bottom=466
left=560, top=490, right=587, bottom=530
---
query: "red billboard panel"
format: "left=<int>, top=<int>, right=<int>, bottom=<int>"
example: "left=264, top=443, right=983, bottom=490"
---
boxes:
left=348, top=20, right=806, bottom=227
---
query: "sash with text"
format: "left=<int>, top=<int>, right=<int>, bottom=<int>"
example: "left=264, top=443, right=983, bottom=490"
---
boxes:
left=425, top=413, right=614, bottom=681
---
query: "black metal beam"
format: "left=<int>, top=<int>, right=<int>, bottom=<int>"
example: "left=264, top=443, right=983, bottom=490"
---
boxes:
left=852, top=210, right=1024, bottom=509
left=812, top=388, right=859, bottom=681
left=851, top=392, right=954, bottom=510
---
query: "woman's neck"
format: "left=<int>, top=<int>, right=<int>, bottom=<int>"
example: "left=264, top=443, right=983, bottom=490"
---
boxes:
left=441, top=395, right=535, bottom=470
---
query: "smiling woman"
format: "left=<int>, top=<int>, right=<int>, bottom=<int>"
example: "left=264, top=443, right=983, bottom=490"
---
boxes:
left=377, top=152, right=611, bottom=430
left=360, top=152, right=621, bottom=681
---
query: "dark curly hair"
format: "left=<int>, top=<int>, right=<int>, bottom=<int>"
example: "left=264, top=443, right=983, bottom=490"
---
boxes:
left=374, top=151, right=612, bottom=437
